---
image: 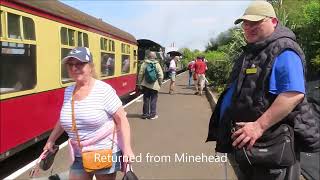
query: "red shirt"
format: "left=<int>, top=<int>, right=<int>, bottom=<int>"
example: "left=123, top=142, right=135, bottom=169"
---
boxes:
left=194, top=60, right=206, bottom=74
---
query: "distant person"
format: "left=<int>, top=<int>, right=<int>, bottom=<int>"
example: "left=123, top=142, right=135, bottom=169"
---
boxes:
left=194, top=56, right=207, bottom=96
left=105, top=56, right=115, bottom=76
left=43, top=47, right=134, bottom=180
left=169, top=56, right=179, bottom=94
left=122, top=58, right=130, bottom=73
left=138, top=51, right=164, bottom=119
left=187, top=59, right=195, bottom=87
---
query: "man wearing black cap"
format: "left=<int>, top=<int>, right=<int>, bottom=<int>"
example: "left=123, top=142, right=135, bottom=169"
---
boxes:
left=207, top=1, right=319, bottom=180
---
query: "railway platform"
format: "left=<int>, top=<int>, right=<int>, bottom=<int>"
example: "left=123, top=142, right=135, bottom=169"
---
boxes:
left=11, top=72, right=237, bottom=179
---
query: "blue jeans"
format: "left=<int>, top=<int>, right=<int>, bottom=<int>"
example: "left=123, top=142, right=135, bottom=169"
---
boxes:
left=142, top=87, right=158, bottom=117
left=188, top=70, right=193, bottom=86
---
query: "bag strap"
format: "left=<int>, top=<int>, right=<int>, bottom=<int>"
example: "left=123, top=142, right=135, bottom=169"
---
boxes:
left=71, top=89, right=116, bottom=151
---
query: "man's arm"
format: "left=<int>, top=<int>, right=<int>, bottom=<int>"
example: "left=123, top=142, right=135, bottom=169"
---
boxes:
left=232, top=91, right=304, bottom=149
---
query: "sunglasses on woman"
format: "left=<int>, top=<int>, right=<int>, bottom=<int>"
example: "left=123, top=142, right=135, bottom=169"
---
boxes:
left=66, top=62, right=88, bottom=69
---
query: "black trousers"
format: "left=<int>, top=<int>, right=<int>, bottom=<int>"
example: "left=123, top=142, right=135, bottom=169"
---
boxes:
left=237, top=153, right=301, bottom=180
left=142, top=87, right=158, bottom=117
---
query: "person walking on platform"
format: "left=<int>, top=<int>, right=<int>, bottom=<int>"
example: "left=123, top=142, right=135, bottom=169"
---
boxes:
left=207, top=1, right=319, bottom=180
left=194, top=56, right=207, bottom=96
left=187, top=59, right=195, bottom=87
left=43, top=47, right=134, bottom=180
left=169, top=56, right=179, bottom=94
left=138, top=51, right=164, bottom=120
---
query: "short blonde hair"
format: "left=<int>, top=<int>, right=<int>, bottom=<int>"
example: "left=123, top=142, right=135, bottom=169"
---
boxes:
left=89, top=62, right=97, bottom=78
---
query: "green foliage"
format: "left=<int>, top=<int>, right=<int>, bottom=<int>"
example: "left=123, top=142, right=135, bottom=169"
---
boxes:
left=206, top=27, right=245, bottom=62
left=204, top=26, right=245, bottom=90
left=206, top=60, right=232, bottom=88
left=205, top=51, right=226, bottom=62
left=274, top=0, right=320, bottom=78
left=179, top=48, right=193, bottom=67
left=293, top=0, right=320, bottom=78
left=311, top=50, right=320, bottom=73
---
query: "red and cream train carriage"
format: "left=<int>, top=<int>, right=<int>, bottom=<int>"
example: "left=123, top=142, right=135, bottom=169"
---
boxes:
left=0, top=0, right=138, bottom=160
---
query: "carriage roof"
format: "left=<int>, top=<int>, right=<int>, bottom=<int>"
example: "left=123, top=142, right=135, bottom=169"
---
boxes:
left=8, top=0, right=137, bottom=44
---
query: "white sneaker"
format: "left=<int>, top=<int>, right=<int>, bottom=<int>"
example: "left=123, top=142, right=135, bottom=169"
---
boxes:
left=149, top=115, right=158, bottom=120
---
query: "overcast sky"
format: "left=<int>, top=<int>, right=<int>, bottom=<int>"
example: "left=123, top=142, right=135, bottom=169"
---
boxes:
left=61, top=1, right=252, bottom=51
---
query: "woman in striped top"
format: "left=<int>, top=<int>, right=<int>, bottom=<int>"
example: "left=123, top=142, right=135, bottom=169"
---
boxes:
left=43, top=47, right=134, bottom=180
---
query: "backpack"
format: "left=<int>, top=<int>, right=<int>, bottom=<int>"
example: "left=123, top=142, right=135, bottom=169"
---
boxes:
left=145, top=62, right=158, bottom=83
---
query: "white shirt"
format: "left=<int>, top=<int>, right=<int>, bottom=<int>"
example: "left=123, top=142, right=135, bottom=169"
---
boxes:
left=169, top=59, right=176, bottom=72
left=60, top=80, right=122, bottom=156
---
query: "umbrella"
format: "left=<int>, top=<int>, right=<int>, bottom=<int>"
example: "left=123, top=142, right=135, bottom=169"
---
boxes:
left=167, top=51, right=182, bottom=57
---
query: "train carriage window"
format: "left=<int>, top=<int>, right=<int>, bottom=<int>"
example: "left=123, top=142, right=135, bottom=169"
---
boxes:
left=60, top=27, right=68, bottom=45
left=77, top=32, right=89, bottom=47
left=0, top=42, right=36, bottom=93
left=61, top=48, right=73, bottom=83
left=109, top=40, right=115, bottom=52
left=8, top=13, right=21, bottom=39
left=121, top=43, right=130, bottom=74
left=100, top=38, right=107, bottom=51
left=78, top=32, right=83, bottom=47
left=121, top=55, right=130, bottom=74
left=108, top=41, right=112, bottom=51
left=100, top=38, right=103, bottom=49
left=101, top=53, right=115, bottom=77
left=83, top=33, right=89, bottom=47
left=22, top=17, right=35, bottom=40
left=121, top=44, right=125, bottom=53
left=106, top=39, right=109, bottom=50
left=100, top=38, right=104, bottom=50
left=68, top=29, right=75, bottom=46
left=134, top=50, right=137, bottom=60
left=112, top=41, right=115, bottom=51
left=127, top=45, right=130, bottom=54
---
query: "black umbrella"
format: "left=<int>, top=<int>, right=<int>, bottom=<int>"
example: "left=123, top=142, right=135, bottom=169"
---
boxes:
left=167, top=51, right=182, bottom=57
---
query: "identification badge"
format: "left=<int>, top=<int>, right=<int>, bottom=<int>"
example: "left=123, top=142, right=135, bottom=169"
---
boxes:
left=245, top=68, right=257, bottom=74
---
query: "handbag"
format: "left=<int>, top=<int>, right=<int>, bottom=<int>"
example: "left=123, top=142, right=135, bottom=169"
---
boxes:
left=29, top=145, right=59, bottom=178
left=71, top=93, right=115, bottom=172
left=122, top=164, right=139, bottom=180
left=234, top=123, right=296, bottom=168
left=39, top=145, right=59, bottom=171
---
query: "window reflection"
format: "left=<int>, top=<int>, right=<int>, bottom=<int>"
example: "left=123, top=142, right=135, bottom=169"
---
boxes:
left=101, top=53, right=115, bottom=77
